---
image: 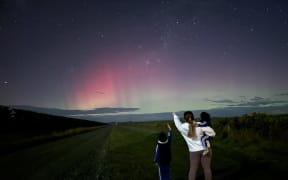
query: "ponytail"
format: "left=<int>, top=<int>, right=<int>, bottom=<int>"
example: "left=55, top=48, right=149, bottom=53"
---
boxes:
left=184, top=111, right=196, bottom=138
left=188, top=122, right=196, bottom=138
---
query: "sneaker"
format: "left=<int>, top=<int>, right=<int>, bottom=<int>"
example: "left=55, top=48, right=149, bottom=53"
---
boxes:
left=202, top=149, right=209, bottom=156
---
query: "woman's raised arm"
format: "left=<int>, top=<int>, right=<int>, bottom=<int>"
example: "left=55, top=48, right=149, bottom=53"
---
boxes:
left=172, top=112, right=185, bottom=133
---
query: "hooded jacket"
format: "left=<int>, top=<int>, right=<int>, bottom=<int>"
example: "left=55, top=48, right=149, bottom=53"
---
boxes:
left=154, top=131, right=172, bottom=165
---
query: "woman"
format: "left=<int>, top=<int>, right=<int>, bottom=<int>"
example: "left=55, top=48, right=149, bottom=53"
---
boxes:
left=172, top=111, right=216, bottom=180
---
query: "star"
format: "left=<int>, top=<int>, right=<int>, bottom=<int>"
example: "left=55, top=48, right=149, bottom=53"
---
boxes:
left=192, top=17, right=199, bottom=25
left=249, top=27, right=255, bottom=32
left=98, top=32, right=105, bottom=38
left=145, top=60, right=151, bottom=65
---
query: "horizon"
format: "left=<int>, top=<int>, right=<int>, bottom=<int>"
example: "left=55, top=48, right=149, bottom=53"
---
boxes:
left=3, top=104, right=288, bottom=123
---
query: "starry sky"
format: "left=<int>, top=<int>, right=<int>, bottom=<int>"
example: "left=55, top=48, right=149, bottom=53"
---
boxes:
left=1, top=0, right=288, bottom=115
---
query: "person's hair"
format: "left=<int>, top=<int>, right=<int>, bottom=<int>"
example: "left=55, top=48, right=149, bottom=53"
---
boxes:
left=184, top=111, right=196, bottom=138
left=158, top=132, right=167, bottom=142
left=200, top=111, right=212, bottom=126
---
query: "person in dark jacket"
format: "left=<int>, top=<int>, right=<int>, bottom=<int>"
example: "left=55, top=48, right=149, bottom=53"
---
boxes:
left=154, top=123, right=172, bottom=180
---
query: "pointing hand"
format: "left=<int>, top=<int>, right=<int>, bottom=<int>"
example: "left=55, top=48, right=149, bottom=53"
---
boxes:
left=167, top=123, right=171, bottom=130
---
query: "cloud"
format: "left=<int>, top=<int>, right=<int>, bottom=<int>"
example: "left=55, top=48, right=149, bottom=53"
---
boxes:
left=206, top=96, right=288, bottom=107
left=206, top=98, right=236, bottom=104
left=230, top=100, right=287, bottom=107
left=239, top=96, right=247, bottom=99
left=234, top=96, right=288, bottom=107
left=83, top=107, right=140, bottom=114
left=13, top=106, right=140, bottom=116
left=250, top=96, right=265, bottom=101
left=276, top=92, right=288, bottom=96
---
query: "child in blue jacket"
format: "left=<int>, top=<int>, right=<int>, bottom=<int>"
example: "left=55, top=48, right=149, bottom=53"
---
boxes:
left=154, top=123, right=172, bottom=180
left=198, top=112, right=213, bottom=156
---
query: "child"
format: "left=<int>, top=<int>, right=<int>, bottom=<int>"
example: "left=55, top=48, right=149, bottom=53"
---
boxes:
left=154, top=123, right=172, bottom=180
left=198, top=112, right=213, bottom=156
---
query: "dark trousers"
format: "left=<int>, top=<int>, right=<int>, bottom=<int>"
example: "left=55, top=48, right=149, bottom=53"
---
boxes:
left=158, top=164, right=170, bottom=180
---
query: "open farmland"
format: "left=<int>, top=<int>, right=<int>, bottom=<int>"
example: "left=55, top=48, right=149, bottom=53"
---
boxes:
left=1, top=113, right=288, bottom=179
left=100, top=117, right=288, bottom=180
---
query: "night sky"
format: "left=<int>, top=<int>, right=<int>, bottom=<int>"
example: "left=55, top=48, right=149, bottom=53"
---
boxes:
left=1, top=0, right=288, bottom=115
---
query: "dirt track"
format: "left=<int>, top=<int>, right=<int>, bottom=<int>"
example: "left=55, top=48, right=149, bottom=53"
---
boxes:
left=0, top=126, right=112, bottom=180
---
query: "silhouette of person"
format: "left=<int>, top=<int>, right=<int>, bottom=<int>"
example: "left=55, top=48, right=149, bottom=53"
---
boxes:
left=173, top=111, right=216, bottom=180
left=154, top=123, right=172, bottom=180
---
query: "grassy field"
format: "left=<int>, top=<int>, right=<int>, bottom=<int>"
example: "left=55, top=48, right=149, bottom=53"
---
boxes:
left=0, top=126, right=112, bottom=180
left=100, top=122, right=189, bottom=180
left=0, top=113, right=287, bottom=179
left=100, top=115, right=288, bottom=180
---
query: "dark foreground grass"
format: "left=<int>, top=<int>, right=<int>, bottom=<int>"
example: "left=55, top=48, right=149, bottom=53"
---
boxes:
left=101, top=121, right=288, bottom=180
left=100, top=123, right=171, bottom=179
left=1, top=117, right=287, bottom=180
left=213, top=138, right=288, bottom=180
left=0, top=126, right=106, bottom=155
left=0, top=126, right=112, bottom=180
left=100, top=122, right=195, bottom=179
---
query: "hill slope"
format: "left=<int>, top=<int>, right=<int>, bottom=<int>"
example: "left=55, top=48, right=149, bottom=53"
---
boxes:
left=0, top=105, right=106, bottom=154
